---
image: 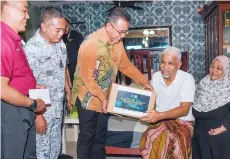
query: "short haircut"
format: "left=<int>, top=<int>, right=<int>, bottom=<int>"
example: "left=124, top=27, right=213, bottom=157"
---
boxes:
left=40, top=6, right=63, bottom=24
left=1, top=1, right=22, bottom=15
left=65, top=18, right=70, bottom=24
left=162, top=46, right=182, bottom=61
left=1, top=1, right=9, bottom=13
left=108, top=7, right=131, bottom=24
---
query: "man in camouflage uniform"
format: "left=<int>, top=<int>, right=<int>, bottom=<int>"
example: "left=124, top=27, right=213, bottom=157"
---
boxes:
left=24, top=7, right=71, bottom=159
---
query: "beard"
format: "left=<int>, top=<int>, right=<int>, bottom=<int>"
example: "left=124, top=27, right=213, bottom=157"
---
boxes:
left=161, top=70, right=170, bottom=79
left=161, top=73, right=170, bottom=79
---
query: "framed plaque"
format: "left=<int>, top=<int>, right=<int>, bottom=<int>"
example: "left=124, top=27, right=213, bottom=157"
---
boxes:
left=107, top=83, right=156, bottom=118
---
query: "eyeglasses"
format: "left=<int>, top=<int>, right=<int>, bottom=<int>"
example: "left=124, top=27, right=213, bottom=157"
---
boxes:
left=109, top=22, right=129, bottom=35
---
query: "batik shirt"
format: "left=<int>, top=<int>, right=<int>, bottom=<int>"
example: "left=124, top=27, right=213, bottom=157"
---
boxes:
left=71, top=27, right=149, bottom=112
left=24, top=29, right=67, bottom=118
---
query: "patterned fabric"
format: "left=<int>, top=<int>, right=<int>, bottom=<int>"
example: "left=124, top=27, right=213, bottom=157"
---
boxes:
left=36, top=116, right=62, bottom=159
left=24, top=29, right=67, bottom=117
left=55, top=1, right=212, bottom=82
left=106, top=115, right=148, bottom=148
left=193, top=56, right=230, bottom=112
left=140, top=119, right=193, bottom=159
left=24, top=29, right=67, bottom=159
left=71, top=27, right=148, bottom=112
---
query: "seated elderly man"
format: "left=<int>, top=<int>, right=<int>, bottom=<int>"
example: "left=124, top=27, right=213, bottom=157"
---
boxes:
left=140, top=46, right=195, bottom=159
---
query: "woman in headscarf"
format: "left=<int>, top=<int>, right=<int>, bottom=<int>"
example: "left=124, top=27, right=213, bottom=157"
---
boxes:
left=192, top=55, right=230, bottom=159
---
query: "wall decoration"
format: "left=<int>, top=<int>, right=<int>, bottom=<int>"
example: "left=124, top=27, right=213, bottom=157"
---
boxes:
left=56, top=1, right=211, bottom=82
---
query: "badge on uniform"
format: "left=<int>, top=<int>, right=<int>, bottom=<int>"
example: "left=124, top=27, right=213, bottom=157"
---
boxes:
left=60, top=60, right=64, bottom=68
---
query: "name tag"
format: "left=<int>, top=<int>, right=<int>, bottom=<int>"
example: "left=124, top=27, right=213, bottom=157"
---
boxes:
left=60, top=60, right=64, bottom=68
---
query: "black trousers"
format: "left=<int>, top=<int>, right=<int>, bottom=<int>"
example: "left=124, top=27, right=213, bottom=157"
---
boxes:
left=1, top=100, right=36, bottom=159
left=76, top=98, right=110, bottom=159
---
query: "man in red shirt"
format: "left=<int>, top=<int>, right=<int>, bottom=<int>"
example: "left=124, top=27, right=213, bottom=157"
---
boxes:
left=1, top=1, right=46, bottom=159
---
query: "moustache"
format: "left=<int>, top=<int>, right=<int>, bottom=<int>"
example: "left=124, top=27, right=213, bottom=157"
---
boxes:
left=161, top=68, right=168, bottom=72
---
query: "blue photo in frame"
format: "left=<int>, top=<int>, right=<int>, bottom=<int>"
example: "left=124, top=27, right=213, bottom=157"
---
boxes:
left=115, top=90, right=150, bottom=113
left=107, top=83, right=156, bottom=118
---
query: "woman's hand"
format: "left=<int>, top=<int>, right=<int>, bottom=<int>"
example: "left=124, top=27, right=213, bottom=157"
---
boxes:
left=208, top=125, right=227, bottom=135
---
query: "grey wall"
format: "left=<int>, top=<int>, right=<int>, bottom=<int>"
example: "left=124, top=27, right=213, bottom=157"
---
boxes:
left=25, top=3, right=40, bottom=41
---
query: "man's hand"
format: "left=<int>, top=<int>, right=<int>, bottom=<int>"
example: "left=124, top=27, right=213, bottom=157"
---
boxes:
left=65, top=68, right=72, bottom=110
left=35, top=114, right=47, bottom=135
left=144, top=83, right=154, bottom=91
left=66, top=93, right=72, bottom=110
left=209, top=125, right=227, bottom=135
left=101, top=99, right=107, bottom=114
left=36, top=84, right=47, bottom=89
left=34, top=99, right=46, bottom=113
left=140, top=110, right=163, bottom=123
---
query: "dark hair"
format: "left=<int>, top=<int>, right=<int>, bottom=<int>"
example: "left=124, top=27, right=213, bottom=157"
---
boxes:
left=40, top=6, right=63, bottom=24
left=65, top=18, right=70, bottom=24
left=108, top=7, right=131, bottom=24
left=1, top=1, right=8, bottom=13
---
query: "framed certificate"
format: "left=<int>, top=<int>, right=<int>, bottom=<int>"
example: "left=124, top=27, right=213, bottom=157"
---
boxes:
left=107, top=83, right=156, bottom=119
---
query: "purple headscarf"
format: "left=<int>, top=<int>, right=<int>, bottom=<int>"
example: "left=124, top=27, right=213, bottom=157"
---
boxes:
left=212, top=55, right=229, bottom=76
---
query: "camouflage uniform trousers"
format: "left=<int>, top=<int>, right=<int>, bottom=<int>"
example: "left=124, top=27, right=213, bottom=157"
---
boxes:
left=36, top=102, right=63, bottom=159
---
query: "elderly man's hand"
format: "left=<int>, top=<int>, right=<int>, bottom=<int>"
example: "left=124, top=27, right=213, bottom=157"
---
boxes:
left=140, top=110, right=163, bottom=123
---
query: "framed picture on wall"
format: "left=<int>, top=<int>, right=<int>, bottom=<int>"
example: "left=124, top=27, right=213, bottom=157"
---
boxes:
left=124, top=26, right=172, bottom=51
left=107, top=83, right=156, bottom=119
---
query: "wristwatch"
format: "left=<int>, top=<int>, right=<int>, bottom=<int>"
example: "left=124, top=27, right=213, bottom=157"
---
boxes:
left=29, top=100, right=37, bottom=112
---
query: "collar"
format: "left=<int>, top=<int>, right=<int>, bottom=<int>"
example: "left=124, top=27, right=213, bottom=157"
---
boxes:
left=34, top=29, right=49, bottom=45
left=67, top=30, right=71, bottom=41
left=100, top=26, right=113, bottom=45
left=1, top=21, right=21, bottom=42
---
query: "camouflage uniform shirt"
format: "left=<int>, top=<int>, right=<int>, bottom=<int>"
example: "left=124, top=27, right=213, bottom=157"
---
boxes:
left=24, top=29, right=67, bottom=118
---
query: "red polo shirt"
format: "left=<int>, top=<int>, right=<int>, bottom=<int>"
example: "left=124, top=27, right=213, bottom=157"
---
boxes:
left=1, top=21, right=36, bottom=95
